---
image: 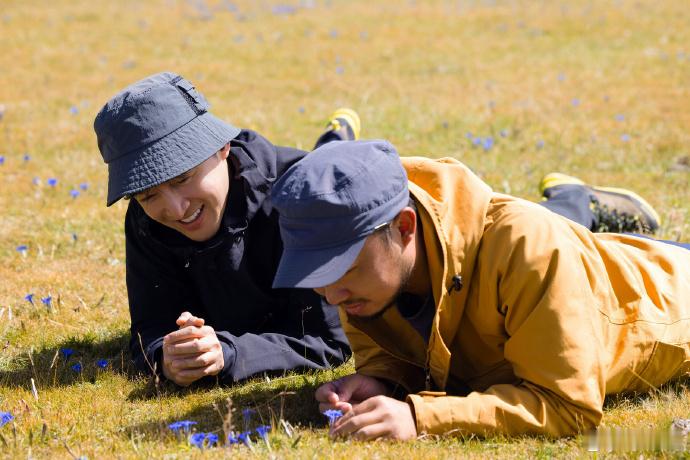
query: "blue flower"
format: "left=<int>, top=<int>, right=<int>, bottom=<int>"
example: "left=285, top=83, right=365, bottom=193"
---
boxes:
left=0, top=155, right=4, bottom=165
left=189, top=432, right=206, bottom=448
left=47, top=178, right=58, bottom=187
left=168, top=420, right=197, bottom=433
left=536, top=140, right=545, bottom=149
left=228, top=433, right=239, bottom=444
left=41, top=296, right=52, bottom=308
left=335, top=66, right=344, bottom=75
left=32, top=177, right=40, bottom=185
left=70, top=189, right=80, bottom=199
left=71, top=363, right=82, bottom=373
left=16, top=245, right=28, bottom=255
left=70, top=106, right=79, bottom=115
left=615, top=113, right=625, bottom=122
left=571, top=98, right=580, bottom=107
left=256, top=425, right=271, bottom=439
left=96, top=359, right=108, bottom=368
left=0, top=412, right=13, bottom=427
left=323, top=409, right=343, bottom=426
left=242, top=408, right=255, bottom=426
left=23, top=154, right=30, bottom=162
left=482, top=137, right=494, bottom=151
left=205, top=433, right=219, bottom=447
left=465, top=132, right=473, bottom=139
left=472, top=136, right=482, bottom=147
left=621, top=133, right=631, bottom=142
left=79, top=182, right=89, bottom=191
left=238, top=431, right=252, bottom=445
left=24, top=293, right=34, bottom=305
left=60, top=348, right=74, bottom=359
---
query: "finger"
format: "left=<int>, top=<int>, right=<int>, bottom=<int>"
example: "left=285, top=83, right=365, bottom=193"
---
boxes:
left=175, top=311, right=193, bottom=326
left=164, top=326, right=206, bottom=344
left=170, top=350, right=222, bottom=370
left=315, top=381, right=340, bottom=403
left=350, top=423, right=392, bottom=441
left=167, top=335, right=219, bottom=355
left=331, top=409, right=382, bottom=437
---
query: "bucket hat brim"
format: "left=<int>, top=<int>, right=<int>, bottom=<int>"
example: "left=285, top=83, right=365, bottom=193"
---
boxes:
left=106, top=112, right=240, bottom=206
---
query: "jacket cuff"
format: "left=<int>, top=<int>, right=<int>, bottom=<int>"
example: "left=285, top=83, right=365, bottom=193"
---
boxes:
left=407, top=391, right=466, bottom=436
left=218, top=341, right=237, bottom=381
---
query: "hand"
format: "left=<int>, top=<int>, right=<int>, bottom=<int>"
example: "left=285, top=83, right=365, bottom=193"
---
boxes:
left=316, top=374, right=389, bottom=413
left=331, top=395, right=417, bottom=441
left=161, top=312, right=224, bottom=386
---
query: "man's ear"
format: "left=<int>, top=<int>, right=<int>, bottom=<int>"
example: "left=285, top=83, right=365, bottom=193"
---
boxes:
left=217, top=142, right=231, bottom=161
left=395, top=207, right=417, bottom=244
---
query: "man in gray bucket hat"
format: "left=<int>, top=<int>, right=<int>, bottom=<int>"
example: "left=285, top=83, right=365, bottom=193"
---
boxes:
left=94, top=71, right=359, bottom=386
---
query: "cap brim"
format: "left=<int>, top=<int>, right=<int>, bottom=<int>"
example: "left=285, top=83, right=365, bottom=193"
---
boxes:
left=272, top=236, right=367, bottom=289
left=105, top=113, right=241, bottom=206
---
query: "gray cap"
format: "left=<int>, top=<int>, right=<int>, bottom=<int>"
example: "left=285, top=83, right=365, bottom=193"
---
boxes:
left=94, top=71, right=241, bottom=206
left=271, top=140, right=409, bottom=289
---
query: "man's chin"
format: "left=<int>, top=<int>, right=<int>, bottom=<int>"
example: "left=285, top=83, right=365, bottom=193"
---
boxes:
left=349, top=299, right=397, bottom=321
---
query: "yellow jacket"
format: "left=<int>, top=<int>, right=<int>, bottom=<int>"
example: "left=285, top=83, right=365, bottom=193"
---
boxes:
left=341, top=156, right=690, bottom=437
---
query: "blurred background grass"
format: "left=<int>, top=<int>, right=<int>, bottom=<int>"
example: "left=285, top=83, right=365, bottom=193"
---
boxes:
left=1, top=0, right=689, bottom=458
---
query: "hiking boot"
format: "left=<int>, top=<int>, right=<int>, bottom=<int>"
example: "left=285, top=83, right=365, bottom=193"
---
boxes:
left=313, top=108, right=361, bottom=148
left=539, top=172, right=660, bottom=234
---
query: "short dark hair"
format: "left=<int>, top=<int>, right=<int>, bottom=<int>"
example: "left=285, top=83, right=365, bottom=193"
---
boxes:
left=374, top=196, right=417, bottom=244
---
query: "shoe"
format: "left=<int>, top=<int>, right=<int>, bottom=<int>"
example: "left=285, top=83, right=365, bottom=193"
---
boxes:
left=539, top=172, right=660, bottom=234
left=325, top=108, right=361, bottom=141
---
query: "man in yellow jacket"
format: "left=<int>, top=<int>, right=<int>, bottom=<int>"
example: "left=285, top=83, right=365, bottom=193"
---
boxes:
left=271, top=140, right=690, bottom=440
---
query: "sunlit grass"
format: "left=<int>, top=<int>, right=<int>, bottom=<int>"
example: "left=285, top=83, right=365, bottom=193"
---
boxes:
left=1, top=0, right=689, bottom=457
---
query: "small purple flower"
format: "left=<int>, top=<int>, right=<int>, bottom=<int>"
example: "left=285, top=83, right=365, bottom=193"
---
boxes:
left=32, top=177, right=40, bottom=185
left=189, top=432, right=206, bottom=448
left=472, top=136, right=482, bottom=147
left=228, top=433, right=239, bottom=444
left=70, top=106, right=79, bottom=115
left=24, top=293, right=34, bottom=305
left=256, top=425, right=271, bottom=439
left=335, top=66, right=344, bottom=75
left=482, top=137, right=494, bottom=151
left=71, top=363, right=82, bottom=373
left=23, top=153, right=30, bottom=162
left=621, top=133, right=631, bottom=142
left=79, top=182, right=89, bottom=191
left=41, top=296, right=52, bottom=308
left=96, top=359, right=108, bottom=368
left=0, top=412, right=13, bottom=427
left=499, top=128, right=509, bottom=138
left=0, top=155, right=4, bottom=165
left=614, top=113, right=625, bottom=122
left=61, top=348, right=74, bottom=359
left=571, top=98, right=580, bottom=107
left=16, top=245, right=28, bottom=256
left=47, top=178, right=58, bottom=187
left=465, top=132, right=473, bottom=139
left=70, top=189, right=80, bottom=199
left=168, top=420, right=197, bottom=433
left=536, top=139, right=545, bottom=149
left=238, top=431, right=252, bottom=446
left=557, top=72, right=566, bottom=82
left=205, top=433, right=219, bottom=447
left=323, top=409, right=343, bottom=426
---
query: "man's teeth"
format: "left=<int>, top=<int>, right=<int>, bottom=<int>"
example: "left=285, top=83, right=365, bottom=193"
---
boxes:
left=180, top=207, right=202, bottom=223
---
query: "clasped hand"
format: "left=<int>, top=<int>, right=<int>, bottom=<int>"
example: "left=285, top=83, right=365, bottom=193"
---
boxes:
left=161, top=312, right=224, bottom=386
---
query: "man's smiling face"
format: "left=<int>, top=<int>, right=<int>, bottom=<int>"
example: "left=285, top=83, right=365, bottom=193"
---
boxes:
left=134, top=144, right=231, bottom=242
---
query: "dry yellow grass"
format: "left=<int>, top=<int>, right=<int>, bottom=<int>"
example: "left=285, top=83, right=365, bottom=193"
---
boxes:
left=1, top=0, right=689, bottom=458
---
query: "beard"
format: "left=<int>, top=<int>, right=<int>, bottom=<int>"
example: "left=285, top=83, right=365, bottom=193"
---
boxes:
left=354, top=259, right=414, bottom=322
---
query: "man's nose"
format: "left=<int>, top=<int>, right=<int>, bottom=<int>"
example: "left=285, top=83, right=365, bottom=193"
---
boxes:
left=315, top=284, right=350, bottom=306
left=159, top=189, right=188, bottom=220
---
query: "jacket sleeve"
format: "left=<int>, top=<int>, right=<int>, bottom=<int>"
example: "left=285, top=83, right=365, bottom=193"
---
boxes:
left=408, top=202, right=607, bottom=437
left=215, top=296, right=351, bottom=382
left=125, top=207, right=198, bottom=376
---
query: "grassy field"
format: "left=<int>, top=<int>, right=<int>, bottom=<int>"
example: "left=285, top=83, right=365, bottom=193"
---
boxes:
left=1, top=0, right=689, bottom=458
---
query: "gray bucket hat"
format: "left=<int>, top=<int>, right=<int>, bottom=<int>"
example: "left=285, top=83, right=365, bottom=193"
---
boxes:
left=271, top=140, right=409, bottom=289
left=94, top=71, right=241, bottom=206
